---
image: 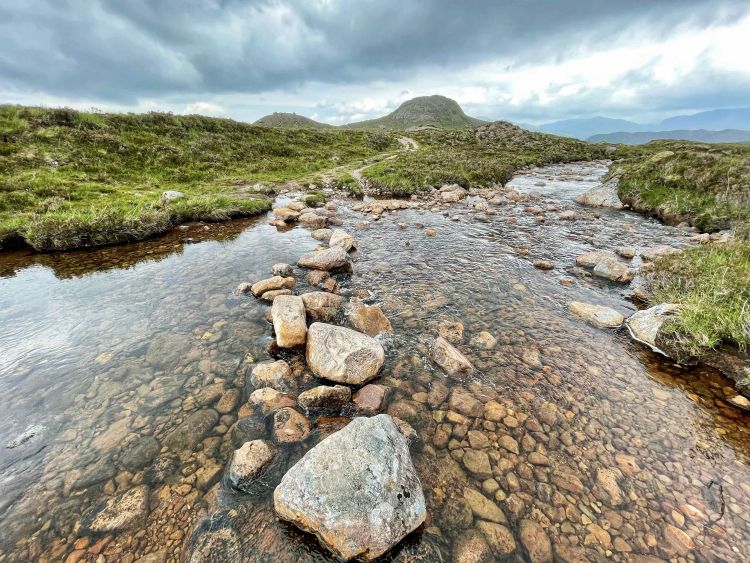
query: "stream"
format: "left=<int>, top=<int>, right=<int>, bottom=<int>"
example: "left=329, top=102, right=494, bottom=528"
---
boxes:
left=1, top=161, right=749, bottom=562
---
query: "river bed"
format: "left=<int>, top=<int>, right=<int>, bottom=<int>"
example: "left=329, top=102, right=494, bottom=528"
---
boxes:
left=1, top=162, right=749, bottom=562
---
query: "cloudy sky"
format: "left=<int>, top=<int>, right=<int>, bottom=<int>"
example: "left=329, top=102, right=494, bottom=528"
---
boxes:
left=1, top=0, right=749, bottom=125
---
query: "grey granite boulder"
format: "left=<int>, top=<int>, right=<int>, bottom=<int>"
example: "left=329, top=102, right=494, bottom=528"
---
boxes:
left=306, top=323, right=384, bottom=384
left=574, top=177, right=623, bottom=209
left=273, top=415, right=426, bottom=561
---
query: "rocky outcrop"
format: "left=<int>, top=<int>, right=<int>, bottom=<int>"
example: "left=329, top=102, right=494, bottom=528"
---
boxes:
left=273, top=415, right=425, bottom=561
left=569, top=301, right=624, bottom=328
left=298, top=247, right=351, bottom=271
left=574, top=177, right=624, bottom=209
left=432, top=336, right=473, bottom=376
left=271, top=295, right=307, bottom=348
left=625, top=303, right=682, bottom=355
left=306, top=323, right=385, bottom=384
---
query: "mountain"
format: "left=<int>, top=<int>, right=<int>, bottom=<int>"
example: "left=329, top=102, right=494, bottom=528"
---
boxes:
left=588, top=129, right=750, bottom=145
left=657, top=108, right=750, bottom=131
left=537, top=117, right=643, bottom=140
left=345, top=95, right=486, bottom=130
left=254, top=112, right=332, bottom=128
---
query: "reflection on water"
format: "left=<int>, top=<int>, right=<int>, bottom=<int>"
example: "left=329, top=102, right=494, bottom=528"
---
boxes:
left=1, top=162, right=749, bottom=562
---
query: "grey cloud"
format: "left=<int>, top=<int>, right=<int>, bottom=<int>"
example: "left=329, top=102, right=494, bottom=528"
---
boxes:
left=1, top=0, right=746, bottom=103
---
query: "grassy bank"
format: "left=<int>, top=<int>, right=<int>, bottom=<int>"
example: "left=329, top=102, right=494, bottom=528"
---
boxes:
left=362, top=121, right=608, bottom=195
left=648, top=242, right=750, bottom=360
left=0, top=106, right=394, bottom=250
left=610, top=142, right=750, bottom=233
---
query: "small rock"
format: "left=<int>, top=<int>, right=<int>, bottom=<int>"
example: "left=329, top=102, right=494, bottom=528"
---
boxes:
left=250, top=276, right=295, bottom=297
left=573, top=177, right=623, bottom=209
left=463, top=449, right=492, bottom=479
left=452, top=529, right=492, bottom=563
left=593, top=258, right=634, bottom=282
left=438, top=320, right=464, bottom=343
left=519, top=519, right=552, bottom=563
left=476, top=521, right=516, bottom=556
left=248, top=387, right=296, bottom=414
left=311, top=228, right=333, bottom=241
left=81, top=486, right=149, bottom=534
left=272, top=295, right=307, bottom=348
left=272, top=407, right=311, bottom=443
left=329, top=229, right=355, bottom=251
left=301, top=291, right=343, bottom=322
left=272, top=263, right=294, bottom=277
left=470, top=331, right=497, bottom=349
left=250, top=360, right=293, bottom=391
left=532, top=260, right=554, bottom=270
left=348, top=304, right=393, bottom=337
left=161, top=190, right=184, bottom=203
left=352, top=384, right=388, bottom=414
left=625, top=303, right=682, bottom=354
left=464, top=488, right=506, bottom=523
left=568, top=301, right=624, bottom=328
left=298, top=246, right=351, bottom=271
left=229, top=440, right=276, bottom=493
left=433, top=336, right=473, bottom=376
left=298, top=385, right=351, bottom=411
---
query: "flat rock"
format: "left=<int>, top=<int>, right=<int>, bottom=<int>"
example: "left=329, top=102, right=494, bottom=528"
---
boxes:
left=272, top=295, right=307, bottom=348
left=298, top=246, right=351, bottom=271
left=120, top=436, right=160, bottom=472
left=273, top=415, right=426, bottom=561
left=229, top=440, right=277, bottom=493
left=301, top=291, right=343, bottom=322
left=569, top=301, right=624, bottom=328
left=348, top=304, right=393, bottom=337
left=306, top=323, right=384, bottom=384
left=250, top=360, right=293, bottom=391
left=462, top=449, right=492, bottom=479
left=573, top=177, right=623, bottom=209
left=298, top=385, right=351, bottom=411
left=433, top=336, right=473, bottom=376
left=250, top=276, right=295, bottom=297
left=575, top=250, right=618, bottom=269
left=81, top=486, right=149, bottom=534
left=593, top=258, right=634, bottom=282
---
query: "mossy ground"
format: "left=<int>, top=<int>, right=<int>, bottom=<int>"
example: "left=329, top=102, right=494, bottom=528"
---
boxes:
left=0, top=106, right=394, bottom=250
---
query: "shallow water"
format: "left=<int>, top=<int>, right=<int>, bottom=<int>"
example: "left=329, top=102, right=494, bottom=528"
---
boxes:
left=1, top=162, right=749, bottom=562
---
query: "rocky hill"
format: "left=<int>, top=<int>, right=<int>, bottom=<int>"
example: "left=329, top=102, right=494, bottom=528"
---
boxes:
left=345, top=95, right=485, bottom=130
left=588, top=129, right=750, bottom=145
left=254, top=112, right=332, bottom=128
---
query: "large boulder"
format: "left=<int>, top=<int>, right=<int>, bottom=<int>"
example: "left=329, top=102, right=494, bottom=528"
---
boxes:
left=433, top=336, right=473, bottom=376
left=573, top=177, right=624, bottom=209
left=298, top=247, right=351, bottom=271
left=569, top=301, right=624, bottom=329
left=625, top=303, right=682, bottom=355
left=273, top=415, right=426, bottom=561
left=306, top=323, right=385, bottom=384
left=301, top=291, right=343, bottom=322
left=271, top=295, right=307, bottom=348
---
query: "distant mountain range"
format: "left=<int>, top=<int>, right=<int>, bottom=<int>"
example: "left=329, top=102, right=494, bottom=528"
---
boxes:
left=588, top=129, right=750, bottom=145
left=536, top=108, right=750, bottom=143
left=253, top=98, right=750, bottom=144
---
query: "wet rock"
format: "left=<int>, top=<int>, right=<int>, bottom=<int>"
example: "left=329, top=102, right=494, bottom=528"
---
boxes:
left=145, top=333, right=191, bottom=368
left=250, top=360, right=293, bottom=391
left=329, top=228, right=355, bottom=251
left=575, top=250, right=618, bottom=268
left=573, top=177, right=623, bottom=209
left=272, top=263, right=294, bottom=277
left=249, top=387, right=296, bottom=415
left=228, top=440, right=277, bottom=493
left=470, top=331, right=497, bottom=349
left=311, top=228, right=333, bottom=241
left=616, top=246, right=636, bottom=259
left=271, top=295, right=307, bottom=348
left=120, top=436, right=160, bottom=472
left=272, top=407, right=311, bottom=443
left=217, top=388, right=241, bottom=414
left=532, top=259, right=554, bottom=270
left=498, top=434, right=519, bottom=455
left=250, top=276, right=295, bottom=297
left=568, top=301, right=624, bottom=328
left=438, top=320, right=464, bottom=343
left=558, top=210, right=576, bottom=220
left=625, top=303, right=682, bottom=354
left=463, top=449, right=492, bottom=479
left=301, top=291, right=343, bottom=322
left=185, top=525, right=242, bottom=562
left=519, top=519, right=552, bottom=563
left=306, top=322, right=385, bottom=384
left=464, top=488, right=506, bottom=523
left=452, top=529, right=493, bottom=563
left=163, top=409, right=218, bottom=452
left=230, top=416, right=266, bottom=448
left=298, top=385, right=351, bottom=412
left=554, top=544, right=593, bottom=563
left=273, top=207, right=300, bottom=222
left=80, top=486, right=149, bottom=534
left=299, top=212, right=328, bottom=228
left=143, top=455, right=180, bottom=486
left=728, top=395, right=750, bottom=410
left=552, top=472, right=584, bottom=494
left=661, top=523, right=694, bottom=556
left=476, top=521, right=516, bottom=556
left=593, top=258, right=634, bottom=282
left=74, top=457, right=116, bottom=489
left=449, top=388, right=483, bottom=418
left=273, top=415, right=425, bottom=561
left=352, top=384, right=388, bottom=414
left=298, top=246, right=351, bottom=271
left=433, top=336, right=473, bottom=376
left=595, top=468, right=624, bottom=506
left=483, top=401, right=505, bottom=421
left=348, top=304, right=393, bottom=337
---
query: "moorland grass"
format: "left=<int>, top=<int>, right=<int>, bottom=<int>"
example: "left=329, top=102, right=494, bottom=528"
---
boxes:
left=0, top=105, right=395, bottom=250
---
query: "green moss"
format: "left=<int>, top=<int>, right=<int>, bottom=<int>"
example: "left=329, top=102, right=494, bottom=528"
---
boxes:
left=300, top=190, right=327, bottom=208
left=648, top=242, right=750, bottom=357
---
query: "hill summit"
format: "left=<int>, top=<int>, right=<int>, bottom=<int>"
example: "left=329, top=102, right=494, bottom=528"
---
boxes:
left=254, top=112, right=331, bottom=128
left=346, top=95, right=485, bottom=130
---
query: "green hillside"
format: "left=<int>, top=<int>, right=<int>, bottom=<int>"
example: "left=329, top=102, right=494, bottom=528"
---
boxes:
left=254, top=112, right=332, bottom=128
left=345, top=95, right=486, bottom=130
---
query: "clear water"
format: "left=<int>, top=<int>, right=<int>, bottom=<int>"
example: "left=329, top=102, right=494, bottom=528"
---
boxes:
left=1, top=162, right=748, bottom=562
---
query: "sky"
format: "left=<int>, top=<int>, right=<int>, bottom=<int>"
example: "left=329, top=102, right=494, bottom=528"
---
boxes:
left=1, top=0, right=749, bottom=125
